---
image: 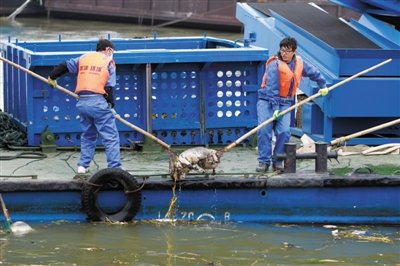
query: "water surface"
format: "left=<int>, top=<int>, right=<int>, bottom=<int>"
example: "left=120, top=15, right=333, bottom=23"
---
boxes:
left=0, top=17, right=243, bottom=42
left=1, top=222, right=399, bottom=265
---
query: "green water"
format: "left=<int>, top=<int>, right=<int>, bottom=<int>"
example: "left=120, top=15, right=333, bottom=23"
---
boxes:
left=1, top=222, right=399, bottom=265
left=0, top=17, right=242, bottom=42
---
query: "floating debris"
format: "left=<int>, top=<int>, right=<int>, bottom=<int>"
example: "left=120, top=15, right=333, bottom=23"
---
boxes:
left=104, top=217, right=128, bottom=225
left=306, top=258, right=344, bottom=263
left=80, top=247, right=106, bottom=252
left=323, top=225, right=338, bottom=229
left=164, top=179, right=178, bottom=224
left=281, top=241, right=303, bottom=250
left=156, top=218, right=177, bottom=223
left=10, top=221, right=34, bottom=236
left=331, top=229, right=393, bottom=243
left=320, top=259, right=342, bottom=263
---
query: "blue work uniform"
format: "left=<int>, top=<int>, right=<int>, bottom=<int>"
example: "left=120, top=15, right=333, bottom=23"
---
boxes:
left=257, top=55, right=326, bottom=168
left=66, top=56, right=121, bottom=169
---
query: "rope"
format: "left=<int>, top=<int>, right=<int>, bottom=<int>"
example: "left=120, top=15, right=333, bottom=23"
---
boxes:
left=84, top=181, right=102, bottom=187
left=0, top=152, right=47, bottom=160
left=0, top=112, right=27, bottom=147
left=125, top=176, right=147, bottom=194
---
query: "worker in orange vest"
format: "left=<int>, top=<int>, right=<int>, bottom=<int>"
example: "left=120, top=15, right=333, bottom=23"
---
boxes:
left=48, top=39, right=121, bottom=174
left=256, top=37, right=328, bottom=173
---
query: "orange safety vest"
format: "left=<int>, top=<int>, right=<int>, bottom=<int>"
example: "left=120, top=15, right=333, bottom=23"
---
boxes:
left=261, top=55, right=303, bottom=98
left=75, top=52, right=114, bottom=94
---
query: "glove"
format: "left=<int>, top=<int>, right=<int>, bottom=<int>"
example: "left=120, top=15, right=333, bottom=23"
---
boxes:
left=273, top=110, right=282, bottom=120
left=104, top=86, right=115, bottom=108
left=319, top=87, right=329, bottom=96
left=47, top=76, right=57, bottom=88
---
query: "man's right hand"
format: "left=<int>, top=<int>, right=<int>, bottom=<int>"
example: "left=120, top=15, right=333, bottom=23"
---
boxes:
left=273, top=110, right=282, bottom=120
left=47, top=76, right=57, bottom=88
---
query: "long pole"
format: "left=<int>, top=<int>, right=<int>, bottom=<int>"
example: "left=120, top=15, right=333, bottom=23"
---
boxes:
left=0, top=56, right=172, bottom=151
left=330, top=118, right=400, bottom=146
left=7, top=0, right=32, bottom=20
left=0, top=193, right=11, bottom=233
left=222, top=58, right=392, bottom=153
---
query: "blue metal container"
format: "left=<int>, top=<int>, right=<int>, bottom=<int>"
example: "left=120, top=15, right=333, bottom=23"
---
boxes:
left=0, top=36, right=268, bottom=146
left=236, top=2, right=400, bottom=145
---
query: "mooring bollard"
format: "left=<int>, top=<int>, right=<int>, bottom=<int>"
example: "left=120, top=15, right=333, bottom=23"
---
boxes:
left=315, top=142, right=328, bottom=173
left=277, top=142, right=337, bottom=173
left=284, top=143, right=297, bottom=173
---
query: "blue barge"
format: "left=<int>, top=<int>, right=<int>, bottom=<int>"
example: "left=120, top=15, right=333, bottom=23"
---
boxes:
left=1, top=173, right=400, bottom=224
left=0, top=17, right=399, bottom=226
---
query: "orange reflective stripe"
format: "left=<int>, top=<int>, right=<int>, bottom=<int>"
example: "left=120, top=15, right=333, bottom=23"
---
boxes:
left=75, top=52, right=112, bottom=94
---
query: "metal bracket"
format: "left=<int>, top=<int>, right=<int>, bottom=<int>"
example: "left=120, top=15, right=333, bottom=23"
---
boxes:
left=40, top=127, right=56, bottom=152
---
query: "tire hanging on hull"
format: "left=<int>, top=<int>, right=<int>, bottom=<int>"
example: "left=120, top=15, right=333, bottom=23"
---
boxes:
left=81, top=168, right=142, bottom=222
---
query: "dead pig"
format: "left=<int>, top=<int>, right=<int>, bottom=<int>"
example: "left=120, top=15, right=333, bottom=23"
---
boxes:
left=169, top=147, right=223, bottom=180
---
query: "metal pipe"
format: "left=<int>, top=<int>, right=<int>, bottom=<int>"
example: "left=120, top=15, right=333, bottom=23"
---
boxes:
left=277, top=152, right=338, bottom=160
left=146, top=63, right=152, bottom=133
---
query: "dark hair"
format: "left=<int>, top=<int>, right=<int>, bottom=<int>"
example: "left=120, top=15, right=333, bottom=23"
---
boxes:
left=280, top=37, right=297, bottom=51
left=96, top=39, right=114, bottom=52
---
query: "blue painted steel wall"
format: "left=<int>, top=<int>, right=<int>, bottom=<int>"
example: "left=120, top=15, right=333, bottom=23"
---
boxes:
left=0, top=37, right=267, bottom=146
left=236, top=3, right=400, bottom=145
left=2, top=186, right=399, bottom=224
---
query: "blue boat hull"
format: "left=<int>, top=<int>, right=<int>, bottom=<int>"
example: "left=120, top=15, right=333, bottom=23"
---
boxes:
left=2, top=182, right=399, bottom=224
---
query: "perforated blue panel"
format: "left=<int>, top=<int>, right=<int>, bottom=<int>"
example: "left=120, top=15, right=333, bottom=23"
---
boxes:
left=1, top=37, right=268, bottom=147
left=151, top=64, right=202, bottom=145
left=28, top=67, right=146, bottom=146
left=203, top=62, right=259, bottom=145
left=31, top=68, right=80, bottom=146
left=150, top=61, right=261, bottom=145
left=113, top=65, right=146, bottom=144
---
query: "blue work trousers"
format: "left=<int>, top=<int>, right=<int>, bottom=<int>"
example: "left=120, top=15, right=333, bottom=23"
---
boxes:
left=76, top=95, right=121, bottom=168
left=256, top=98, right=291, bottom=167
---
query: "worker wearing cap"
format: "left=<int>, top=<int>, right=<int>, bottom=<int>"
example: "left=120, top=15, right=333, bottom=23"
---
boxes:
left=48, top=39, right=121, bottom=174
left=256, top=37, right=328, bottom=173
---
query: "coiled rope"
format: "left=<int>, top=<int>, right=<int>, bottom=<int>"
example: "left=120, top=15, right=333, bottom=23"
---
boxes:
left=0, top=111, right=27, bottom=147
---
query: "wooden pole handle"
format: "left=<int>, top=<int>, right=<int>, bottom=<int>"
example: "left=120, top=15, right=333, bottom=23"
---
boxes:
left=0, top=193, right=11, bottom=222
left=0, top=55, right=172, bottom=151
left=331, top=118, right=400, bottom=146
left=223, top=58, right=393, bottom=153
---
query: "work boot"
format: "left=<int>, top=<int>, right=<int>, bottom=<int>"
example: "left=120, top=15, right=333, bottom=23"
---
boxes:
left=256, top=163, right=269, bottom=173
left=77, top=166, right=88, bottom=174
left=272, top=164, right=284, bottom=173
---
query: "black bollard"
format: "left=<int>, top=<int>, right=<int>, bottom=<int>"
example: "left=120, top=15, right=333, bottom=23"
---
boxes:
left=315, top=142, right=328, bottom=173
left=284, top=143, right=297, bottom=173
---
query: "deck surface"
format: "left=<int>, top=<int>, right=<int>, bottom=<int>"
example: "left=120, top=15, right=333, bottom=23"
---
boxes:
left=1, top=143, right=399, bottom=188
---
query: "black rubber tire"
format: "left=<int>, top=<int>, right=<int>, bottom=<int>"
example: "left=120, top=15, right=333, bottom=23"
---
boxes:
left=81, top=168, right=142, bottom=222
